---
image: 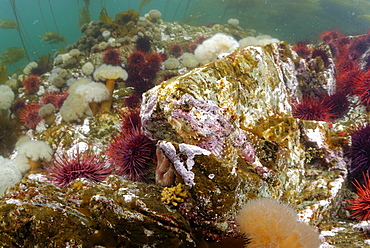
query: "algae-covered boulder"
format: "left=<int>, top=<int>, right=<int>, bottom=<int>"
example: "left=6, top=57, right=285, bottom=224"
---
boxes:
left=0, top=175, right=194, bottom=247
left=141, top=42, right=347, bottom=238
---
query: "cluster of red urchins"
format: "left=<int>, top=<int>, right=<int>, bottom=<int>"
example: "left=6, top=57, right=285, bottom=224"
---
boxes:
left=292, top=42, right=331, bottom=68
left=290, top=30, right=370, bottom=121
left=318, top=31, right=370, bottom=221
left=125, top=51, right=164, bottom=96
left=292, top=90, right=349, bottom=122
left=321, top=30, right=370, bottom=108
left=40, top=91, right=69, bottom=110
left=107, top=109, right=157, bottom=182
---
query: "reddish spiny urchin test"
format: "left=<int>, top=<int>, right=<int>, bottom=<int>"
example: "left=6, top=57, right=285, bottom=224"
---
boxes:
left=135, top=36, right=152, bottom=53
left=345, top=173, right=370, bottom=221
left=45, top=149, right=112, bottom=188
left=107, top=127, right=156, bottom=182
left=320, top=29, right=342, bottom=43
left=187, top=42, right=198, bottom=53
left=18, top=102, right=43, bottom=129
left=311, top=48, right=331, bottom=67
left=292, top=41, right=311, bottom=58
left=103, top=49, right=121, bottom=66
left=124, top=93, right=142, bottom=109
left=169, top=44, right=184, bottom=57
left=40, top=91, right=68, bottom=110
left=23, top=75, right=41, bottom=94
left=118, top=108, right=141, bottom=133
left=127, top=51, right=146, bottom=69
left=292, top=97, right=337, bottom=122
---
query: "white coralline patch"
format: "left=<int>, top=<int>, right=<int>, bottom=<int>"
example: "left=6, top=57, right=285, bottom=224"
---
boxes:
left=159, top=141, right=210, bottom=187
left=353, top=221, right=370, bottom=233
left=5, top=199, right=22, bottom=205
left=159, top=141, right=195, bottom=187
left=144, top=228, right=154, bottom=236
left=179, top=143, right=211, bottom=171
left=80, top=118, right=90, bottom=134
left=37, top=85, right=45, bottom=95
left=320, top=227, right=345, bottom=239
left=328, top=177, right=345, bottom=198
left=208, top=174, right=215, bottom=179
left=305, top=125, right=325, bottom=149
left=27, top=173, right=48, bottom=182
left=35, top=119, right=47, bottom=133
left=118, top=188, right=138, bottom=203
left=122, top=194, right=135, bottom=203
left=66, top=142, right=89, bottom=156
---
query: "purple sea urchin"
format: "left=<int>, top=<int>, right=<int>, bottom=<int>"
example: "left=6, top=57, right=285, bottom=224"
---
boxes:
left=45, top=149, right=112, bottom=188
left=347, top=124, right=370, bottom=178
left=107, top=127, right=156, bottom=182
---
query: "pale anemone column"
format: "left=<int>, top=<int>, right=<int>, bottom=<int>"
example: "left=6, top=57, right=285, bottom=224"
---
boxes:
left=93, top=64, right=128, bottom=111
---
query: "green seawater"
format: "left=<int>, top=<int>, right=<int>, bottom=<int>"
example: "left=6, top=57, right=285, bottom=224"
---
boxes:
left=0, top=0, right=370, bottom=73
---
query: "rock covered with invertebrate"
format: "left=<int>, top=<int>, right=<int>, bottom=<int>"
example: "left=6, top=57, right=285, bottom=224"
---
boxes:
left=141, top=42, right=348, bottom=237
left=0, top=175, right=194, bottom=247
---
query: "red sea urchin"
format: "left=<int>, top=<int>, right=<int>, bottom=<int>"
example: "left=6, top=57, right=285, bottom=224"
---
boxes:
left=40, top=91, right=68, bottom=110
left=45, top=149, right=112, bottom=188
left=345, top=172, right=370, bottom=221
left=169, top=44, right=184, bottom=57
left=23, top=75, right=40, bottom=94
left=107, top=127, right=156, bottom=182
left=187, top=42, right=198, bottom=54
left=18, top=102, right=43, bottom=129
left=119, top=108, right=141, bottom=132
left=292, top=96, right=336, bottom=122
left=292, top=41, right=311, bottom=58
left=127, top=51, right=146, bottom=69
left=352, top=71, right=370, bottom=106
left=320, top=29, right=342, bottom=43
left=136, top=36, right=152, bottom=53
left=103, top=49, right=121, bottom=66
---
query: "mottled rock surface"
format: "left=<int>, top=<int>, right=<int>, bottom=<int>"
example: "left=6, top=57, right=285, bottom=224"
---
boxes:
left=141, top=42, right=347, bottom=237
left=0, top=42, right=351, bottom=246
left=0, top=175, right=194, bottom=247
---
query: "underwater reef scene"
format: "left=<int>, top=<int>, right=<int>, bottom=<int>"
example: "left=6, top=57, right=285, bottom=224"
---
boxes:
left=3, top=1, right=370, bottom=247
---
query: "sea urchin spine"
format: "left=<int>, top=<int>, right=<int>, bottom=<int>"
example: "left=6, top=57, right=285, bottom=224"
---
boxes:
left=107, top=127, right=156, bottom=182
left=347, top=124, right=370, bottom=177
left=345, top=172, right=370, bottom=221
left=45, top=149, right=112, bottom=188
